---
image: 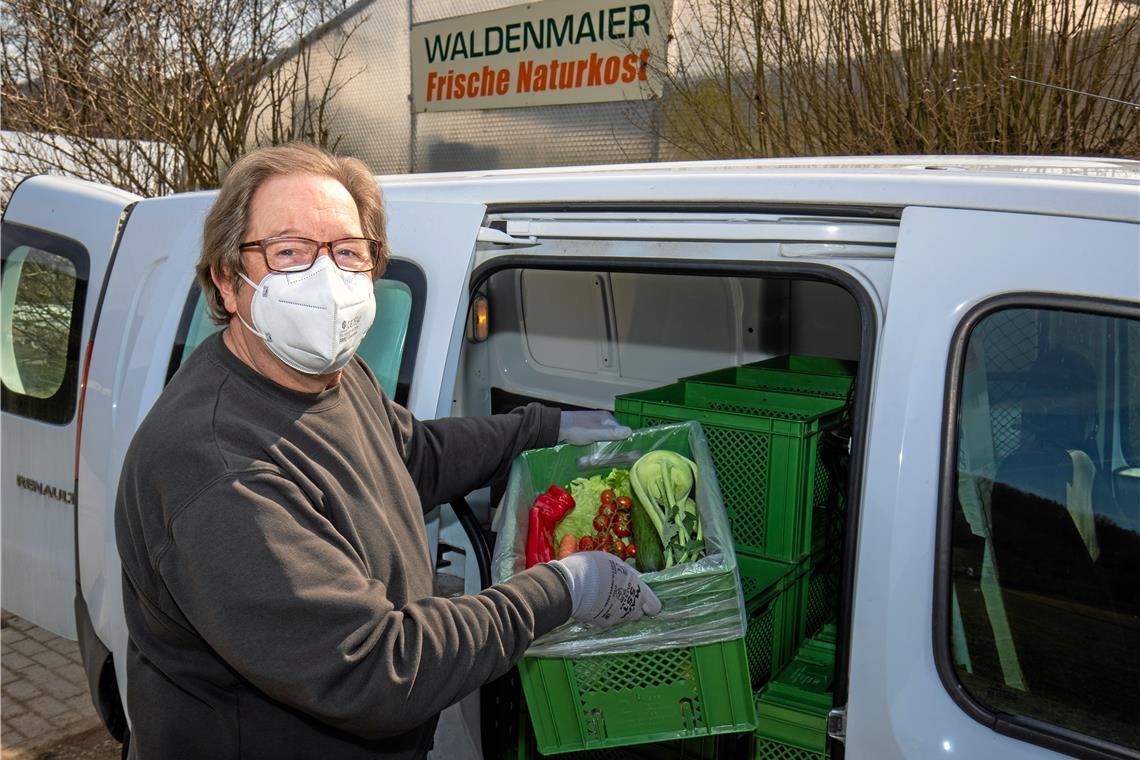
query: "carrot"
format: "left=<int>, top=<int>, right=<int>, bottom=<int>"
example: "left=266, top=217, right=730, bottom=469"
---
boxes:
left=556, top=534, right=578, bottom=560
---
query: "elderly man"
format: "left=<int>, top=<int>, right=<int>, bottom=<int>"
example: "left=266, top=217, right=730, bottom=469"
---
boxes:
left=114, top=143, right=659, bottom=759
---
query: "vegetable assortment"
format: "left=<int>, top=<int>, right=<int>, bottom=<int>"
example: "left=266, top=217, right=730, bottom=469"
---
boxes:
left=547, top=468, right=640, bottom=563
left=527, top=451, right=705, bottom=573
left=555, top=468, right=631, bottom=546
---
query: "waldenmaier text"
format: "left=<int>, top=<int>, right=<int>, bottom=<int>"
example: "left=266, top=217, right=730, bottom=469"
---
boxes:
left=425, top=5, right=651, bottom=62
left=410, top=1, right=670, bottom=113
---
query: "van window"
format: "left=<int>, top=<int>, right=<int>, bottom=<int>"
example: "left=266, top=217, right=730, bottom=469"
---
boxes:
left=168, top=260, right=425, bottom=406
left=0, top=223, right=89, bottom=424
left=948, top=305, right=1140, bottom=751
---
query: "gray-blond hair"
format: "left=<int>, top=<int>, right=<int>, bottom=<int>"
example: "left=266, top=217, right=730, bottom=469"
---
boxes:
left=196, top=143, right=387, bottom=324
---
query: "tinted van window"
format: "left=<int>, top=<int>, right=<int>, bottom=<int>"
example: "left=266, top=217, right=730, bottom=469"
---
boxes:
left=170, top=260, right=425, bottom=406
left=1, top=223, right=89, bottom=424
left=949, top=306, right=1140, bottom=750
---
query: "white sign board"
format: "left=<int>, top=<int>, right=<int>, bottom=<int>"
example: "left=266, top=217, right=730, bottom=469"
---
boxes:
left=410, top=0, right=672, bottom=113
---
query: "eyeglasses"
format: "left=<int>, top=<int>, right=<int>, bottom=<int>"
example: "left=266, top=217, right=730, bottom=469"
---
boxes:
left=238, top=236, right=381, bottom=273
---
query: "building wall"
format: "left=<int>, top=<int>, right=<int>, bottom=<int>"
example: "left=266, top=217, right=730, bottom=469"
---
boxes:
left=300, top=0, right=662, bottom=174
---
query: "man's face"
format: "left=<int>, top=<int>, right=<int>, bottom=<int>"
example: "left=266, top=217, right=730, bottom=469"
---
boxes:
left=216, top=172, right=364, bottom=322
left=210, top=172, right=366, bottom=386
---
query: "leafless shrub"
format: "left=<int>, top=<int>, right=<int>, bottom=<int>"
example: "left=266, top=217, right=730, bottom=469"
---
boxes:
left=1, top=0, right=363, bottom=200
left=652, top=0, right=1140, bottom=158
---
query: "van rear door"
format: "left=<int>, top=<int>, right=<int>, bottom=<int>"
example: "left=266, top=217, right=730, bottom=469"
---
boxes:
left=1, top=176, right=139, bottom=637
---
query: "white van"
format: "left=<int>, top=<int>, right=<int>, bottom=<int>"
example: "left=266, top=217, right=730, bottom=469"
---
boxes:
left=2, top=157, right=1138, bottom=759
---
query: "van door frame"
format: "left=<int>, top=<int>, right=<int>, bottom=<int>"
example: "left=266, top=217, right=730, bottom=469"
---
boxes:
left=469, top=252, right=880, bottom=758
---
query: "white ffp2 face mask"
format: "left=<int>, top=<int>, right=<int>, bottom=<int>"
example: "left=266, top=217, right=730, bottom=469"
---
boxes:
left=237, top=256, right=376, bottom=375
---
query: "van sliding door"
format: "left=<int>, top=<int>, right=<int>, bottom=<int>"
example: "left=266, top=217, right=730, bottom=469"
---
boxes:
left=851, top=207, right=1139, bottom=759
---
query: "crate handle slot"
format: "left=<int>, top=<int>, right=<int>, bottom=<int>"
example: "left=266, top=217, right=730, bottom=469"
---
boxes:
left=586, top=708, right=607, bottom=740
left=678, top=697, right=699, bottom=731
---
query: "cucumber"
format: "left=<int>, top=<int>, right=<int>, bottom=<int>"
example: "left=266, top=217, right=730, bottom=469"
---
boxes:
left=632, top=493, right=665, bottom=572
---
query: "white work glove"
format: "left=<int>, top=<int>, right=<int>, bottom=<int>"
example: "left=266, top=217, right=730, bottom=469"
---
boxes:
left=551, top=551, right=662, bottom=629
left=558, top=410, right=632, bottom=445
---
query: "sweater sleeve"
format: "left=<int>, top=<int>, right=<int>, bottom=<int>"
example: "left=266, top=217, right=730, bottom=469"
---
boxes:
left=156, top=470, right=572, bottom=739
left=383, top=398, right=561, bottom=511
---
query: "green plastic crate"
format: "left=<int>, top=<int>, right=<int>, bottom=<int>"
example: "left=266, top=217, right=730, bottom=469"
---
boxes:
left=502, top=423, right=754, bottom=755
left=681, top=356, right=855, bottom=400
left=739, top=556, right=802, bottom=692
left=615, top=383, right=845, bottom=562
left=543, top=735, right=723, bottom=760
left=813, top=623, right=837, bottom=646
left=524, top=726, right=726, bottom=760
left=519, top=640, right=755, bottom=755
left=790, top=549, right=841, bottom=644
left=515, top=680, right=727, bottom=760
left=752, top=643, right=836, bottom=760
left=681, top=356, right=852, bottom=565
left=780, top=641, right=836, bottom=690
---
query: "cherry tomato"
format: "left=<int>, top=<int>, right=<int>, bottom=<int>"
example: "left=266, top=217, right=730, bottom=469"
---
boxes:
left=600, top=489, right=615, bottom=505
left=592, top=514, right=611, bottom=533
left=612, top=513, right=632, bottom=538
left=625, top=543, right=637, bottom=559
left=598, top=502, right=616, bottom=518
left=577, top=535, right=596, bottom=552
left=615, top=495, right=633, bottom=511
left=612, top=538, right=626, bottom=557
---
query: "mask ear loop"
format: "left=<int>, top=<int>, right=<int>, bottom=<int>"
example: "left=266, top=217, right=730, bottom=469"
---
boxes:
left=235, top=271, right=270, bottom=342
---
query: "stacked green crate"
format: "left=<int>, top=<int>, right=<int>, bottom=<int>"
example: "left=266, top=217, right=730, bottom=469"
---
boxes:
left=679, top=355, right=854, bottom=565
left=813, top=623, right=837, bottom=646
left=681, top=356, right=855, bottom=401
left=615, top=382, right=845, bottom=563
left=676, top=357, right=851, bottom=661
left=794, top=547, right=842, bottom=642
left=612, top=357, right=851, bottom=750
left=738, top=556, right=804, bottom=692
left=753, top=634, right=837, bottom=760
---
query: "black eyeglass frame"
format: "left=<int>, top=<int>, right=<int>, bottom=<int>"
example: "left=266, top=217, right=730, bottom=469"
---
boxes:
left=238, top=236, right=382, bottom=273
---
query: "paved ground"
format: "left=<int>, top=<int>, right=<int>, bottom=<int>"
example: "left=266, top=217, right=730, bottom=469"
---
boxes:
left=1, top=572, right=470, bottom=759
left=1, top=611, right=119, bottom=760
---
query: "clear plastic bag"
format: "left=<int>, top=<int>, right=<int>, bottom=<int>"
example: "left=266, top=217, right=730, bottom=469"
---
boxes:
left=491, top=420, right=747, bottom=657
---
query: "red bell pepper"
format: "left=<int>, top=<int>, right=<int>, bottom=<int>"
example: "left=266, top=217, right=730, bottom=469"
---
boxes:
left=547, top=484, right=574, bottom=509
left=524, top=485, right=576, bottom=568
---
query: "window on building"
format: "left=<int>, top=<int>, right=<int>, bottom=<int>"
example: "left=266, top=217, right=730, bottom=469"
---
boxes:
left=949, top=305, right=1140, bottom=750
left=1, top=223, right=89, bottom=424
left=170, top=260, right=425, bottom=406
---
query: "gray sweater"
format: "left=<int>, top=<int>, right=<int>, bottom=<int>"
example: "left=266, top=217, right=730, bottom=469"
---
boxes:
left=114, top=331, right=570, bottom=759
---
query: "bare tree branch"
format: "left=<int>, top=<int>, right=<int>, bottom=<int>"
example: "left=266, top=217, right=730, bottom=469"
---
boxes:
left=641, top=0, right=1139, bottom=159
left=2, top=0, right=363, bottom=202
